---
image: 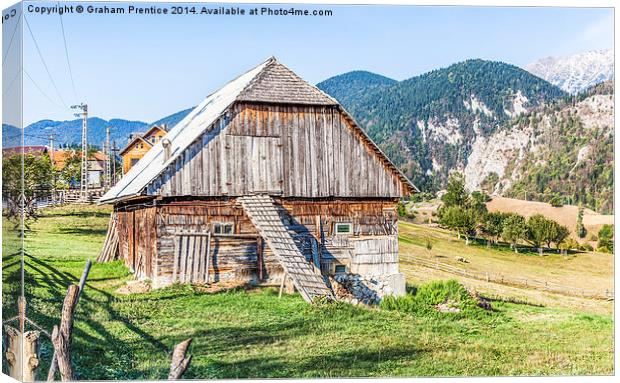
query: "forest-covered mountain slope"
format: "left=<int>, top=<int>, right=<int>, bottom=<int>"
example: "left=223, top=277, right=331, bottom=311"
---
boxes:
left=469, top=80, right=614, bottom=213
left=316, top=71, right=397, bottom=106
left=2, top=108, right=195, bottom=150
left=318, top=59, right=567, bottom=191
left=2, top=118, right=148, bottom=149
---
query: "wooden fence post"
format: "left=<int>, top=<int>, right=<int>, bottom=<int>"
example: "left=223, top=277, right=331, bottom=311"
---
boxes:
left=48, top=260, right=91, bottom=381
left=50, top=285, right=80, bottom=381
left=168, top=339, right=192, bottom=380
left=3, top=325, right=41, bottom=381
left=278, top=273, right=286, bottom=299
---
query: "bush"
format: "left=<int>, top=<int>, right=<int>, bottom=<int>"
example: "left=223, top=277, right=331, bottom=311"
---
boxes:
left=560, top=237, right=580, bottom=250
left=589, top=234, right=599, bottom=242
left=416, top=280, right=475, bottom=307
left=380, top=280, right=485, bottom=317
left=579, top=243, right=594, bottom=252
left=597, top=224, right=613, bottom=253
left=549, top=194, right=564, bottom=207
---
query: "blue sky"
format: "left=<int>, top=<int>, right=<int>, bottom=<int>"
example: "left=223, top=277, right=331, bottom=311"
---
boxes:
left=2, top=2, right=614, bottom=126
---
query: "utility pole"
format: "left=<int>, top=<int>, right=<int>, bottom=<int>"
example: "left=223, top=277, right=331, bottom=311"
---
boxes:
left=111, top=140, right=118, bottom=186
left=104, top=126, right=112, bottom=190
left=72, top=103, right=88, bottom=202
left=49, top=133, right=56, bottom=203
left=48, top=133, right=55, bottom=162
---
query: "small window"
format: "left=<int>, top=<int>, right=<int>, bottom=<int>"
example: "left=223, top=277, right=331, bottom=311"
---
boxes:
left=334, top=223, right=352, bottom=235
left=334, top=265, right=347, bottom=274
left=130, top=158, right=139, bottom=166
left=213, top=222, right=234, bottom=235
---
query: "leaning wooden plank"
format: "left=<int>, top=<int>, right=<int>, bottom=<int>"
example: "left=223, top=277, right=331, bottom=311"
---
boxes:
left=50, top=285, right=79, bottom=381
left=239, top=195, right=333, bottom=303
left=168, top=338, right=193, bottom=379
left=48, top=260, right=91, bottom=382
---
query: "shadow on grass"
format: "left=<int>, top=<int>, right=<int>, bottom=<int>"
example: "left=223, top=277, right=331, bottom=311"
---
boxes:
left=183, top=344, right=425, bottom=379
left=56, top=227, right=108, bottom=236
left=42, top=210, right=111, bottom=219
left=6, top=252, right=170, bottom=380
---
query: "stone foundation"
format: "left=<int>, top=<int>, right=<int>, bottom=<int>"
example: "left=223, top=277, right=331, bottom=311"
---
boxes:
left=331, top=272, right=406, bottom=305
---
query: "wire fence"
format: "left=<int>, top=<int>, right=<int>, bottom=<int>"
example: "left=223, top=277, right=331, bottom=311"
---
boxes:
left=400, top=254, right=614, bottom=301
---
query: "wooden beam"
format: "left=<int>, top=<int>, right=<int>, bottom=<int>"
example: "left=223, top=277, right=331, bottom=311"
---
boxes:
left=256, top=236, right=264, bottom=281
left=168, top=339, right=192, bottom=380
left=50, top=285, right=79, bottom=381
left=48, top=260, right=91, bottom=381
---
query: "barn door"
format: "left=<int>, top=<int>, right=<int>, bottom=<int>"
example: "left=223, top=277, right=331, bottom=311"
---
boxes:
left=172, top=230, right=211, bottom=284
left=247, top=136, right=283, bottom=194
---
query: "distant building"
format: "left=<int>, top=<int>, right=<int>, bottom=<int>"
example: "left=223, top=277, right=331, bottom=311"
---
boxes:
left=120, top=125, right=167, bottom=174
left=52, top=149, right=107, bottom=188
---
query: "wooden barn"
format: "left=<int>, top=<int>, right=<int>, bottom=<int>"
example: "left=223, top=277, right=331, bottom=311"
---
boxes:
left=99, top=58, right=418, bottom=302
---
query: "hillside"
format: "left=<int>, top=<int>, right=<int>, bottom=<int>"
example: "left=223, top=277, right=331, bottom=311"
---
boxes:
left=316, top=71, right=397, bottom=106
left=467, top=80, right=614, bottom=213
left=2, top=107, right=195, bottom=150
left=486, top=196, right=613, bottom=240
left=399, top=221, right=613, bottom=314
left=524, top=49, right=614, bottom=94
left=3, top=118, right=148, bottom=149
left=318, top=59, right=567, bottom=190
left=2, top=124, right=21, bottom=147
left=150, top=106, right=193, bottom=129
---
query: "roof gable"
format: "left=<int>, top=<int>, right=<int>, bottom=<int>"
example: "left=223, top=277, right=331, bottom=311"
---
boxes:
left=119, top=136, right=152, bottom=156
left=101, top=58, right=417, bottom=204
left=143, top=125, right=167, bottom=139
left=238, top=59, right=339, bottom=106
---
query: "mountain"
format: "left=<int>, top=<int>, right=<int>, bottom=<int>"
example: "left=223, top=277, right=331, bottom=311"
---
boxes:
left=466, top=80, right=614, bottom=213
left=318, top=59, right=567, bottom=191
left=150, top=106, right=193, bottom=129
left=317, top=71, right=397, bottom=106
left=524, top=49, right=613, bottom=94
left=2, top=124, right=21, bottom=147
left=2, top=107, right=196, bottom=150
left=10, top=118, right=149, bottom=149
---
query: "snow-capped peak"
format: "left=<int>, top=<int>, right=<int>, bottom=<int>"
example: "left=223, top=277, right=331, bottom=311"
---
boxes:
left=524, top=49, right=614, bottom=94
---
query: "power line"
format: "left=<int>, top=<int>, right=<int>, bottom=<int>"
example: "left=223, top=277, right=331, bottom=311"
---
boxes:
left=24, top=15, right=68, bottom=108
left=57, top=4, right=78, bottom=101
left=2, top=68, right=22, bottom=97
left=2, top=9, right=22, bottom=68
left=23, top=68, right=67, bottom=111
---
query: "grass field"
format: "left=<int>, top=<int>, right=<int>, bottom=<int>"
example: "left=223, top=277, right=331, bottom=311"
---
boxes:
left=1, top=205, right=614, bottom=379
left=398, top=221, right=614, bottom=315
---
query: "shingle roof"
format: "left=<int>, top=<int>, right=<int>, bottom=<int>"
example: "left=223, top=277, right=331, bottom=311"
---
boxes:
left=238, top=58, right=339, bottom=105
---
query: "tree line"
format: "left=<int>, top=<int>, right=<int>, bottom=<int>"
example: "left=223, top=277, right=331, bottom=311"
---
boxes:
left=436, top=173, right=570, bottom=255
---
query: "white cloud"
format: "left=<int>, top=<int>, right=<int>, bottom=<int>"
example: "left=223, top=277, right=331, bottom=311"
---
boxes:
left=575, top=13, right=614, bottom=49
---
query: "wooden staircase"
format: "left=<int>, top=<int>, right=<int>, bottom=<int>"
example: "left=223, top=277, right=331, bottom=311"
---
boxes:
left=239, top=195, right=334, bottom=303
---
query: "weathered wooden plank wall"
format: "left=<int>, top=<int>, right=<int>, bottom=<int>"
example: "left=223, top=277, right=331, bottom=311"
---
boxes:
left=153, top=201, right=277, bottom=287
left=115, top=207, right=157, bottom=279
left=146, top=104, right=406, bottom=198
left=144, top=198, right=398, bottom=287
left=350, top=236, right=399, bottom=275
